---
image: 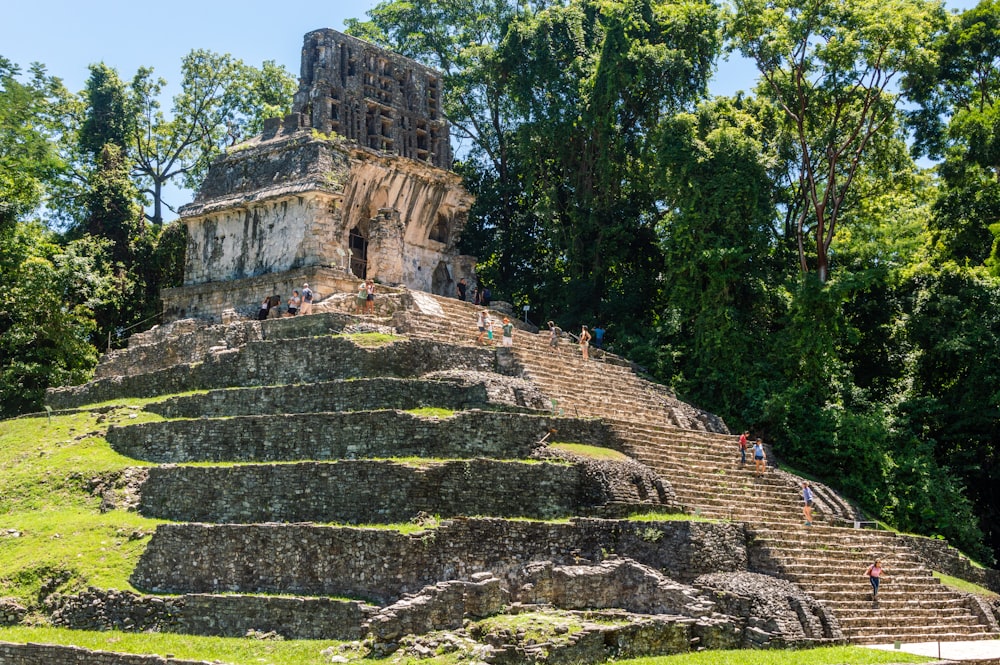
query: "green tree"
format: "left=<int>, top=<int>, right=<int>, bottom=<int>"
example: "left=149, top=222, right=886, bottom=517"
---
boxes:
left=131, top=51, right=296, bottom=225
left=0, top=222, right=99, bottom=417
left=0, top=58, right=69, bottom=229
left=905, top=0, right=1000, bottom=265
left=498, top=0, right=721, bottom=329
left=727, top=0, right=946, bottom=282
left=655, top=96, right=788, bottom=424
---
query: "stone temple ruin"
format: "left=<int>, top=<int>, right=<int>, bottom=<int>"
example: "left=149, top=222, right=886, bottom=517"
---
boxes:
left=161, top=29, right=475, bottom=323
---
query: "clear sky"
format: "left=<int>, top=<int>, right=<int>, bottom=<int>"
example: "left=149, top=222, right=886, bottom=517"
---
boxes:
left=0, top=0, right=983, bottom=214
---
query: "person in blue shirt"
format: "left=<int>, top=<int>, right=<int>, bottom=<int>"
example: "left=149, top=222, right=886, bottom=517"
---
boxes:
left=593, top=325, right=605, bottom=349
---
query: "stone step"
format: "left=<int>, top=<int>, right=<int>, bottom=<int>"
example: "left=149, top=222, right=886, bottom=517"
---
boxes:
left=108, top=410, right=609, bottom=464
left=139, top=459, right=666, bottom=523
left=131, top=518, right=745, bottom=604
left=144, top=377, right=512, bottom=419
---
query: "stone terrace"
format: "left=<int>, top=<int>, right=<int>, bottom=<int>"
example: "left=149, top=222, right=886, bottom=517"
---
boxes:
left=33, top=286, right=1000, bottom=662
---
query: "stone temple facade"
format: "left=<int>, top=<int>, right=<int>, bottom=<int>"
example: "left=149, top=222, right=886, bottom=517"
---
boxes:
left=161, top=29, right=475, bottom=322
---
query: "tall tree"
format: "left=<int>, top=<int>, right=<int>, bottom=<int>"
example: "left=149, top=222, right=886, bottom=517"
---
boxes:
left=727, top=0, right=946, bottom=282
left=905, top=0, right=1000, bottom=265
left=131, top=51, right=296, bottom=225
left=498, top=0, right=721, bottom=328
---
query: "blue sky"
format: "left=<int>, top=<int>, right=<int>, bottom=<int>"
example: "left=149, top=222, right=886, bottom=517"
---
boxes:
left=1, top=0, right=982, bottom=214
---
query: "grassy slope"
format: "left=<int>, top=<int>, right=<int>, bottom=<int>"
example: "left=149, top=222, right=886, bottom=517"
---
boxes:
left=0, top=402, right=947, bottom=665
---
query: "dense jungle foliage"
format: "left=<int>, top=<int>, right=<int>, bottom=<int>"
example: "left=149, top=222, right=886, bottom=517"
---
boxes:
left=3, top=0, right=1000, bottom=565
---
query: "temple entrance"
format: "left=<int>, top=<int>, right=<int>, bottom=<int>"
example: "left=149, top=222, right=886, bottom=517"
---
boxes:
left=349, top=224, right=368, bottom=278
left=431, top=261, right=453, bottom=296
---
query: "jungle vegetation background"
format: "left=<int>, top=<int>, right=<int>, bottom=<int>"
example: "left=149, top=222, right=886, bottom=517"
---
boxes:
left=3, top=0, right=1000, bottom=565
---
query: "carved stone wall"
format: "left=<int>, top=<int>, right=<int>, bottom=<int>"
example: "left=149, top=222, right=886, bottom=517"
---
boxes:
left=293, top=29, right=452, bottom=169
left=168, top=125, right=475, bottom=322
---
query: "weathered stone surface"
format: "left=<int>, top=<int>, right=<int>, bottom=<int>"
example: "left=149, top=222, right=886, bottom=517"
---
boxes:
left=0, top=599, right=26, bottom=627
left=107, top=411, right=612, bottom=463
left=897, top=533, right=1000, bottom=593
left=696, top=571, right=843, bottom=646
left=366, top=577, right=508, bottom=641
left=0, top=643, right=210, bottom=664
left=45, top=587, right=371, bottom=640
left=517, top=558, right=716, bottom=617
left=292, top=29, right=451, bottom=169
left=144, top=377, right=499, bottom=419
left=48, top=336, right=496, bottom=409
left=138, top=458, right=664, bottom=523
left=130, top=518, right=749, bottom=603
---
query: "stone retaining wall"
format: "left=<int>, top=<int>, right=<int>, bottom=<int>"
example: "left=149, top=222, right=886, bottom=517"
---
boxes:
left=139, top=459, right=664, bottom=523
left=48, top=337, right=496, bottom=409
left=144, top=377, right=494, bottom=418
left=47, top=588, right=372, bottom=640
left=897, top=534, right=1000, bottom=592
left=131, top=518, right=748, bottom=603
left=0, top=643, right=209, bottom=665
left=107, top=411, right=612, bottom=463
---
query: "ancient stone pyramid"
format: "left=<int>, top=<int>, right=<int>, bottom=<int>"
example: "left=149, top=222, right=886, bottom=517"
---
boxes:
left=39, top=286, right=999, bottom=663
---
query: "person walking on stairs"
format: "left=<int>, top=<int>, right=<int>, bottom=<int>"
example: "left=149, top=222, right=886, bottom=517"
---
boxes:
left=579, top=325, right=592, bottom=360
left=476, top=310, right=489, bottom=345
left=548, top=321, right=561, bottom=350
left=501, top=317, right=514, bottom=347
left=802, top=482, right=813, bottom=525
left=865, top=559, right=884, bottom=600
left=738, top=431, right=749, bottom=465
left=753, top=439, right=766, bottom=476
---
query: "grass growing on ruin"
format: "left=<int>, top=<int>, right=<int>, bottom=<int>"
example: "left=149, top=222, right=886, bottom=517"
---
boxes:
left=933, top=571, right=999, bottom=597
left=0, top=628, right=940, bottom=665
left=627, top=512, right=718, bottom=523
left=549, top=442, right=630, bottom=460
left=339, top=332, right=404, bottom=346
left=0, top=409, right=165, bottom=612
left=406, top=407, right=456, bottom=418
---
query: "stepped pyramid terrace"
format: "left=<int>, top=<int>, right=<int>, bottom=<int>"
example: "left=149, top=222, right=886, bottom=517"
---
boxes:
left=2, top=26, right=999, bottom=665
left=20, top=287, right=1000, bottom=664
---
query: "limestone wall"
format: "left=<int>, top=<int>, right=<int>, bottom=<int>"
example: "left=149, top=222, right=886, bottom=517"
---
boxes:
left=0, top=643, right=207, bottom=665
left=106, top=411, right=613, bottom=463
left=47, top=589, right=371, bottom=640
left=145, top=378, right=494, bottom=418
left=131, top=518, right=749, bottom=603
left=47, top=337, right=496, bottom=409
left=897, top=534, right=1000, bottom=592
left=138, top=459, right=655, bottom=523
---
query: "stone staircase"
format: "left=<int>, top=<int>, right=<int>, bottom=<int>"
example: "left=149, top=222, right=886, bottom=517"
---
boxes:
left=394, top=292, right=1000, bottom=645
left=39, top=288, right=1000, bottom=658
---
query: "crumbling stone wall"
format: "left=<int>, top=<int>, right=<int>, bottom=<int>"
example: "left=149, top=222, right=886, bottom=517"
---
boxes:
left=47, top=588, right=372, bottom=640
left=897, top=534, right=1000, bottom=593
left=696, top=572, right=844, bottom=647
left=131, top=518, right=748, bottom=603
left=0, top=643, right=207, bottom=665
left=48, top=337, right=496, bottom=409
left=107, top=411, right=612, bottom=463
left=292, top=29, right=452, bottom=169
left=145, top=377, right=496, bottom=418
left=138, top=458, right=670, bottom=523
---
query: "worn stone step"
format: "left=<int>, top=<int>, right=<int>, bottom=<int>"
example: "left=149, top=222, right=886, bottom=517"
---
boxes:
left=139, top=459, right=668, bottom=523
left=108, top=410, right=609, bottom=463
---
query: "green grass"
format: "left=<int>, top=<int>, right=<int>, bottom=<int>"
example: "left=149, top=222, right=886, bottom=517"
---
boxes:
left=405, top=407, right=456, bottom=418
left=0, top=409, right=169, bottom=610
left=0, top=409, right=159, bottom=515
left=0, top=629, right=938, bottom=665
left=627, top=512, right=718, bottom=523
left=933, top=571, right=999, bottom=598
left=549, top=442, right=630, bottom=460
left=337, top=332, right=403, bottom=346
left=615, top=647, right=935, bottom=665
